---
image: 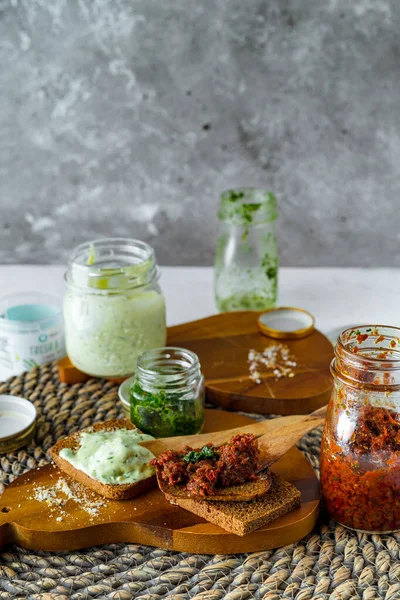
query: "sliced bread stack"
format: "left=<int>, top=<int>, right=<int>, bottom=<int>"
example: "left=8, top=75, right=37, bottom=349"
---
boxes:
left=159, top=469, right=301, bottom=536
left=164, top=472, right=301, bottom=536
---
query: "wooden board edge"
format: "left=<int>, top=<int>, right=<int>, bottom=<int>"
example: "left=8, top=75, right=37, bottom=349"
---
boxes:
left=0, top=500, right=319, bottom=554
left=0, top=520, right=176, bottom=553
left=207, top=387, right=332, bottom=416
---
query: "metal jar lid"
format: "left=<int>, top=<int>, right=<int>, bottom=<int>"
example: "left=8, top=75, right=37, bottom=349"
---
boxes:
left=258, top=307, right=315, bottom=340
left=0, top=395, right=37, bottom=454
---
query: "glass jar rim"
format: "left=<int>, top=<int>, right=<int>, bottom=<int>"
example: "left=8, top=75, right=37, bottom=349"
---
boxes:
left=218, top=188, right=278, bottom=225
left=136, top=346, right=200, bottom=377
left=336, top=325, right=400, bottom=369
left=135, top=346, right=202, bottom=392
left=332, top=325, right=400, bottom=390
left=65, top=238, right=159, bottom=293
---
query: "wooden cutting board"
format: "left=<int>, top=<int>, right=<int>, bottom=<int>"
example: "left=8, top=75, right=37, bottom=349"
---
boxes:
left=168, top=311, right=334, bottom=415
left=0, top=410, right=320, bottom=554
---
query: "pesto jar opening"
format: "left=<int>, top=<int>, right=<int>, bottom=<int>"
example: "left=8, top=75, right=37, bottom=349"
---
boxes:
left=130, top=347, right=205, bottom=438
left=64, top=238, right=166, bottom=378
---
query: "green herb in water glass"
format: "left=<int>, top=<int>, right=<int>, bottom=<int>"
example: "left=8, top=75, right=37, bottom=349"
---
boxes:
left=214, top=188, right=279, bottom=312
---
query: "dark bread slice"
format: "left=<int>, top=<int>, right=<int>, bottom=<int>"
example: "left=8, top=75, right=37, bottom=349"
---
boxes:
left=157, top=470, right=272, bottom=502
left=164, top=472, right=301, bottom=536
left=50, top=418, right=156, bottom=500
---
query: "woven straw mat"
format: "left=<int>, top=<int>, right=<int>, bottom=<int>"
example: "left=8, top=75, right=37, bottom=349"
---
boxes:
left=0, top=363, right=398, bottom=600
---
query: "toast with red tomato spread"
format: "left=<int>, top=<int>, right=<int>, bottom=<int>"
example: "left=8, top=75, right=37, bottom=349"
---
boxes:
left=150, top=433, right=270, bottom=502
left=151, top=432, right=301, bottom=535
left=156, top=470, right=272, bottom=502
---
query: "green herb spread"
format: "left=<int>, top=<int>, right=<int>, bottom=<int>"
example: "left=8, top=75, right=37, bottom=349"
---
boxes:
left=130, top=382, right=204, bottom=438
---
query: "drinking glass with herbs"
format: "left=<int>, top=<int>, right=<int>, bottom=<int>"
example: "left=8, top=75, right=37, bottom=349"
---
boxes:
left=214, top=188, right=279, bottom=312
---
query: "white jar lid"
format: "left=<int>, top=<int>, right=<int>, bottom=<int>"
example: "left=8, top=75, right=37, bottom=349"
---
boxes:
left=258, top=307, right=315, bottom=339
left=0, top=395, right=37, bottom=453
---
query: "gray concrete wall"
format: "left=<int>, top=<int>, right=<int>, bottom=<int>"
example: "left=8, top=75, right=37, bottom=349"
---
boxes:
left=0, top=0, right=399, bottom=266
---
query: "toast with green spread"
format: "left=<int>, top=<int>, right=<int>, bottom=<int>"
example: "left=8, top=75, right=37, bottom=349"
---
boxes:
left=50, top=419, right=157, bottom=500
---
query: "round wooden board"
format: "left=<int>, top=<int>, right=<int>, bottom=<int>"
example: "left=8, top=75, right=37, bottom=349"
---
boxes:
left=0, top=410, right=319, bottom=554
left=168, top=312, right=334, bottom=415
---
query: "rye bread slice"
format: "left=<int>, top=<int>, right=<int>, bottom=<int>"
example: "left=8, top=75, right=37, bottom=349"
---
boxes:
left=164, top=472, right=301, bottom=536
left=50, top=418, right=156, bottom=500
left=157, top=470, right=272, bottom=502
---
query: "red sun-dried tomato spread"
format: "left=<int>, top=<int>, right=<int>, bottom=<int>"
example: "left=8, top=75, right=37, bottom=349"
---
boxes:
left=150, top=433, right=260, bottom=497
left=321, top=404, right=400, bottom=532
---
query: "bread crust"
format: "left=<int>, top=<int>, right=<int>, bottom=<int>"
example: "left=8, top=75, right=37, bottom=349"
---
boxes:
left=50, top=419, right=156, bottom=500
left=164, top=472, right=301, bottom=536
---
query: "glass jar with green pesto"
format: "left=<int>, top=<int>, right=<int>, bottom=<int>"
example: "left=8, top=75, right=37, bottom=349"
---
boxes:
left=214, top=189, right=279, bottom=312
left=64, top=238, right=166, bottom=378
left=130, top=347, right=205, bottom=438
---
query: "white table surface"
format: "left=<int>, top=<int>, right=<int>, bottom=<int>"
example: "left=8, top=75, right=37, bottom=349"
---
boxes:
left=0, top=265, right=398, bottom=339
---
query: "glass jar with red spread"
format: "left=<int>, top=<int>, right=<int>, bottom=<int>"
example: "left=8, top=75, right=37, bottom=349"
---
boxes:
left=320, top=325, right=400, bottom=533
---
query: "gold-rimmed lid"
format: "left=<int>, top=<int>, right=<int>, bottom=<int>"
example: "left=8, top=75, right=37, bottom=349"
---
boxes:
left=0, top=395, right=37, bottom=454
left=258, top=307, right=315, bottom=340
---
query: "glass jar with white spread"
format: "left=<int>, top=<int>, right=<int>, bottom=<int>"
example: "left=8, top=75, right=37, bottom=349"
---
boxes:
left=64, top=238, right=167, bottom=378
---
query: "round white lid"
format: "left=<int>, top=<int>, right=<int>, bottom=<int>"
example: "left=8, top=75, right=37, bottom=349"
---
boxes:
left=0, top=395, right=37, bottom=441
left=258, top=307, right=315, bottom=339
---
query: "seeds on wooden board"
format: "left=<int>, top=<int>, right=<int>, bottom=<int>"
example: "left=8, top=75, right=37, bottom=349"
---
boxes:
left=248, top=344, right=297, bottom=383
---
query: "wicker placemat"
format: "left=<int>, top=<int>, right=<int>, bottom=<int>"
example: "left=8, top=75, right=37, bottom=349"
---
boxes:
left=0, top=364, right=398, bottom=600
